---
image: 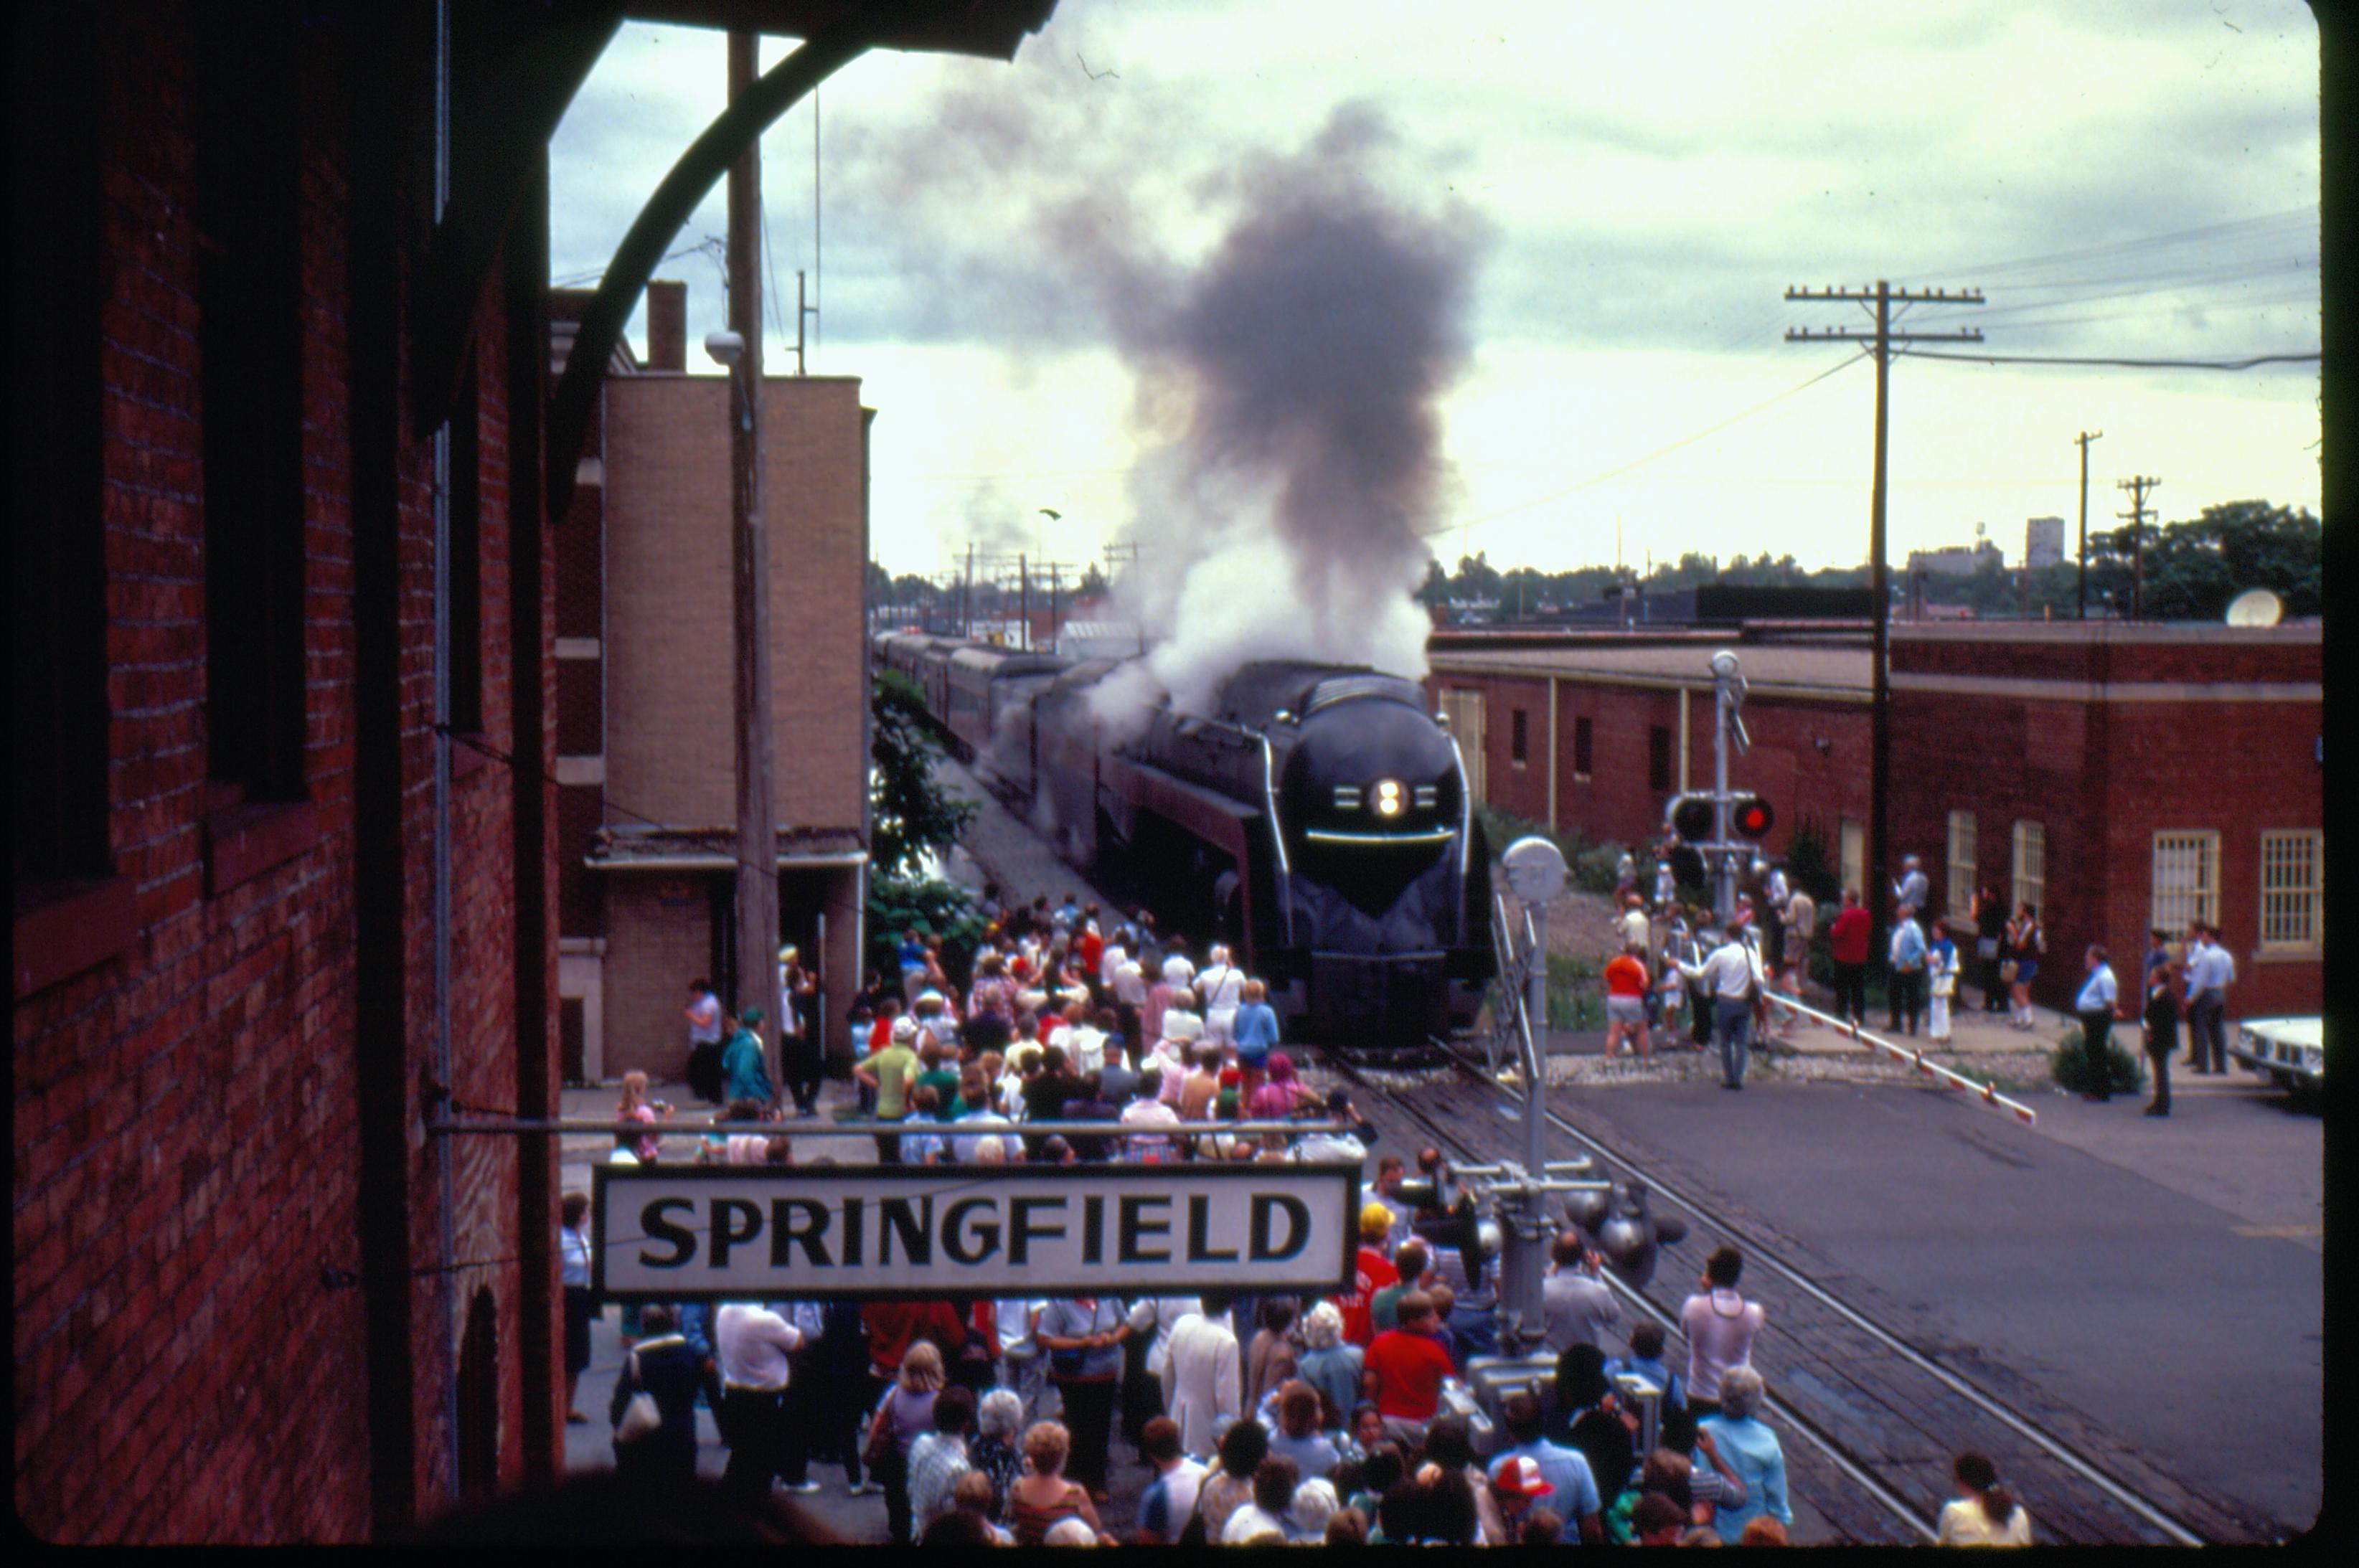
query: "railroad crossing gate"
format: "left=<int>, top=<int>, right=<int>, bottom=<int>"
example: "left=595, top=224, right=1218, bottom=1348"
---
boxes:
left=593, top=1163, right=1362, bottom=1301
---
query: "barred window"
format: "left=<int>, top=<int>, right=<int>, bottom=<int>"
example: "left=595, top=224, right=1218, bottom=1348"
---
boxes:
left=1946, top=811, right=1977, bottom=922
left=2258, top=831, right=2322, bottom=952
left=1840, top=818, right=1865, bottom=901
left=2150, top=831, right=2219, bottom=934
left=1510, top=708, right=1529, bottom=766
left=2010, top=821, right=2045, bottom=915
left=1573, top=716, right=1593, bottom=782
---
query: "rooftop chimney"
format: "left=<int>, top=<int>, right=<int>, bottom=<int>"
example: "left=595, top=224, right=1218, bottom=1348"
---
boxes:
left=645, top=279, right=687, bottom=372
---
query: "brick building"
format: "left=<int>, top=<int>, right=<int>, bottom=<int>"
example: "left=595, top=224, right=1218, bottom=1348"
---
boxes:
left=10, top=3, right=568, bottom=1539
left=1426, top=631, right=1875, bottom=876
left=10, top=0, right=1050, bottom=1543
left=1424, top=622, right=2322, bottom=1018
left=550, top=283, right=872, bottom=1086
left=1889, top=623, right=2322, bottom=1019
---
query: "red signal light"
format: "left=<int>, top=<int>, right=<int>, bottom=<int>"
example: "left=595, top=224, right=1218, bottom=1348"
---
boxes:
left=1731, top=797, right=1775, bottom=839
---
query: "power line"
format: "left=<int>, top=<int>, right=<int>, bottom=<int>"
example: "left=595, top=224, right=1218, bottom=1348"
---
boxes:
left=1423, top=349, right=1870, bottom=540
left=1898, top=348, right=2318, bottom=371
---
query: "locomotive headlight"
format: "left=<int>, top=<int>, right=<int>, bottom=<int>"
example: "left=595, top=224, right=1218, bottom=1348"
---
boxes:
left=1374, top=779, right=1404, bottom=818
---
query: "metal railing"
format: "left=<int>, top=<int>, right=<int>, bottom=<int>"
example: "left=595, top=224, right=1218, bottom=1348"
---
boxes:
left=1759, top=989, right=2040, bottom=1125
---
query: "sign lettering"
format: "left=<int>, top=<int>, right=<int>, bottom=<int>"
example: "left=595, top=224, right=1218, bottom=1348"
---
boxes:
left=591, top=1164, right=1361, bottom=1301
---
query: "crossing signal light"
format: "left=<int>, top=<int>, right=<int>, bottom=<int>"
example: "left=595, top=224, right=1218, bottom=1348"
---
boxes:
left=1731, top=795, right=1776, bottom=839
left=1668, top=793, right=1715, bottom=844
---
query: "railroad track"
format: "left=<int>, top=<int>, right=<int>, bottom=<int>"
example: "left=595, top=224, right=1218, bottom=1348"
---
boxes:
left=1323, top=1041, right=2264, bottom=1546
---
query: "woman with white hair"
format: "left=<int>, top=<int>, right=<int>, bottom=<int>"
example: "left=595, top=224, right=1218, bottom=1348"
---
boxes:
left=967, top=1387, right=1026, bottom=1519
left=1695, top=1366, right=1790, bottom=1543
left=1289, top=1475, right=1342, bottom=1542
left=1294, top=1301, right=1362, bottom=1432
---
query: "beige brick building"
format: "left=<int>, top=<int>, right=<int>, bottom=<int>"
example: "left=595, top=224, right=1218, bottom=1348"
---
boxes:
left=552, top=281, right=871, bottom=1085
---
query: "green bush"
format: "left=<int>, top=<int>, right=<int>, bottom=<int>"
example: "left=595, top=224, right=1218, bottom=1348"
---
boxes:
left=2050, top=1026, right=2147, bottom=1096
left=866, top=874, right=987, bottom=984
left=1786, top=818, right=1844, bottom=906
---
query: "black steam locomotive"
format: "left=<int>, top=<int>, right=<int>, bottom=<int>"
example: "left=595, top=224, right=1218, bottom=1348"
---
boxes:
left=876, top=633, right=1494, bottom=1045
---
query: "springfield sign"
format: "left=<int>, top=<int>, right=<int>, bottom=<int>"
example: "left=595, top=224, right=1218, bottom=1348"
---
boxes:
left=592, top=1163, right=1362, bottom=1301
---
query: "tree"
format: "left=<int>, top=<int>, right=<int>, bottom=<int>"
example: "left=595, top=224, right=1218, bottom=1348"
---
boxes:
left=1450, top=551, right=1502, bottom=603
left=869, top=670, right=977, bottom=879
left=1075, top=563, right=1110, bottom=600
left=1416, top=557, right=1451, bottom=608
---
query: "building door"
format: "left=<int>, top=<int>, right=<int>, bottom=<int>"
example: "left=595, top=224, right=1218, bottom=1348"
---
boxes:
left=1840, top=818, right=1865, bottom=900
left=1442, top=689, right=1487, bottom=804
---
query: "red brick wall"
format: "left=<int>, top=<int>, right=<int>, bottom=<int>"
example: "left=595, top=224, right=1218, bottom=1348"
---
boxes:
left=14, top=6, right=547, bottom=1540
left=14, top=8, right=377, bottom=1540
left=1423, top=669, right=1872, bottom=860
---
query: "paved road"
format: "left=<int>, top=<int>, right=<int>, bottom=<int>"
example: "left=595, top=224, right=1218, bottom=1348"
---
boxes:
left=1538, top=1072, right=2322, bottom=1537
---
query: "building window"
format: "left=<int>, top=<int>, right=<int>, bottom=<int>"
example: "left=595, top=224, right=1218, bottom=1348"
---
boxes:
left=197, top=14, right=307, bottom=806
left=2258, top=830, right=2322, bottom=953
left=1510, top=708, right=1528, bottom=766
left=1573, top=716, right=1593, bottom=782
left=1946, top=811, right=1977, bottom=922
left=2010, top=820, right=2045, bottom=915
left=1648, top=725, right=1671, bottom=795
left=1840, top=818, right=1865, bottom=899
left=2150, top=831, right=2219, bottom=935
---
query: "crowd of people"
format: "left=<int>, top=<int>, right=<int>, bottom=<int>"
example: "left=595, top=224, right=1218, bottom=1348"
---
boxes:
left=558, top=884, right=2050, bottom=1545
left=1605, top=841, right=2238, bottom=1120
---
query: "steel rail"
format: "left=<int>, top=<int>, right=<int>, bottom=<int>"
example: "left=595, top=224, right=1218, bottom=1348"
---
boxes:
left=1325, top=1050, right=1938, bottom=1544
left=1426, top=1038, right=2208, bottom=1547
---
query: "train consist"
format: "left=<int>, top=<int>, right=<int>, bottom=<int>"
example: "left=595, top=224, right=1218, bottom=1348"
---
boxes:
left=877, top=633, right=1494, bottom=1046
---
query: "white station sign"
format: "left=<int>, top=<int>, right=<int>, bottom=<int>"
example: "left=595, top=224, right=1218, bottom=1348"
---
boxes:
left=593, top=1163, right=1362, bottom=1301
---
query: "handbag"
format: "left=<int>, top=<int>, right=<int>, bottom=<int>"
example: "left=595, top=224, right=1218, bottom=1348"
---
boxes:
left=862, top=1388, right=900, bottom=1470
left=613, top=1353, right=661, bottom=1442
left=1999, top=959, right=2020, bottom=984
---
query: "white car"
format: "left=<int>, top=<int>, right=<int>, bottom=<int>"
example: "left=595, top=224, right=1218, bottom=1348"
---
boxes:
left=2228, top=1016, right=2323, bottom=1093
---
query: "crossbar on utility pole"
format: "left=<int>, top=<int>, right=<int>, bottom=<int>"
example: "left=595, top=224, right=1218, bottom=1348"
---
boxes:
left=726, top=32, right=781, bottom=1091
left=2074, top=430, right=2102, bottom=619
left=1784, top=282, right=1982, bottom=948
left=2117, top=475, right=2159, bottom=622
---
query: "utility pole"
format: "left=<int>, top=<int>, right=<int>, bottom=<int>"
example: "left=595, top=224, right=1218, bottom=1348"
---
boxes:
left=1018, top=554, right=1030, bottom=651
left=2117, top=475, right=2159, bottom=622
left=1049, top=562, right=1063, bottom=651
left=723, top=31, right=780, bottom=1092
left=1786, top=280, right=1982, bottom=950
left=964, top=541, right=974, bottom=638
left=2074, top=430, right=2102, bottom=620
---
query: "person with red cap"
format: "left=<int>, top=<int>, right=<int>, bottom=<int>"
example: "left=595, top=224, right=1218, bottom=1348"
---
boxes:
left=1490, top=1454, right=1555, bottom=1538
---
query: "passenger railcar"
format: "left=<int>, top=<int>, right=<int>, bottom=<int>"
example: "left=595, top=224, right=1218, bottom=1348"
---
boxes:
left=877, top=633, right=1493, bottom=1047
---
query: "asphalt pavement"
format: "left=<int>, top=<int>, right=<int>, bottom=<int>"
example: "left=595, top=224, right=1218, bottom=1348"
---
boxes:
left=1537, top=1069, right=2322, bottom=1536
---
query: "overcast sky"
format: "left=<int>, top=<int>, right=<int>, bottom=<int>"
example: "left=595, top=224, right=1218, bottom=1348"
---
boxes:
left=549, top=1, right=2320, bottom=581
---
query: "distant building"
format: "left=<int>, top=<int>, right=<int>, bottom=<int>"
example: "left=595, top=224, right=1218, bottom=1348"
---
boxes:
left=2025, top=516, right=2067, bottom=569
left=552, top=284, right=872, bottom=1085
left=1426, top=621, right=2320, bottom=1020
left=1906, top=541, right=2005, bottom=577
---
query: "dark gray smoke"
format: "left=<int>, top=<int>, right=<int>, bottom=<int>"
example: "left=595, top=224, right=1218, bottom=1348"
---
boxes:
left=830, top=57, right=1484, bottom=714
left=1116, top=105, right=1480, bottom=713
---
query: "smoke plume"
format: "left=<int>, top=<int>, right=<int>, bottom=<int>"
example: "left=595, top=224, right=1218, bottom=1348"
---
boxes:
left=831, top=54, right=1484, bottom=722
left=1111, top=106, right=1481, bottom=717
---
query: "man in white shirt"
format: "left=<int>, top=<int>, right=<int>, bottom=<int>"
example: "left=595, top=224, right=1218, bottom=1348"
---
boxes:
left=2183, top=923, right=2235, bottom=1075
left=1159, top=1295, right=1242, bottom=1459
left=1678, top=928, right=1765, bottom=1091
left=715, top=1301, right=803, bottom=1504
left=1197, top=946, right=1246, bottom=1046
left=2073, top=945, right=2123, bottom=1102
left=1892, top=854, right=1929, bottom=922
left=998, top=1298, right=1052, bottom=1425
